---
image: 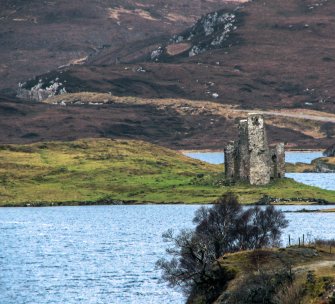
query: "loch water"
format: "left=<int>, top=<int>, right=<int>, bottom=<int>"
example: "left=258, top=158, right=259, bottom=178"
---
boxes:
left=1, top=204, right=335, bottom=304
left=1, top=151, right=334, bottom=304
left=184, top=151, right=335, bottom=191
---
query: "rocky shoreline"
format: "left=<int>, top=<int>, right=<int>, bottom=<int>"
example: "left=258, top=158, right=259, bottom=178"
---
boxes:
left=289, top=208, right=335, bottom=213
left=2, top=197, right=335, bottom=208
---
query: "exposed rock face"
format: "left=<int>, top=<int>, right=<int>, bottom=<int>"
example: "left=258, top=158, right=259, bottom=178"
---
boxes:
left=151, top=9, right=239, bottom=61
left=314, top=158, right=335, bottom=173
left=224, top=114, right=285, bottom=185
left=17, top=79, right=67, bottom=102
left=324, top=144, right=335, bottom=157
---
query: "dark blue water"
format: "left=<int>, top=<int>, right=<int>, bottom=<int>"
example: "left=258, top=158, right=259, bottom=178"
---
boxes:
left=1, top=205, right=335, bottom=304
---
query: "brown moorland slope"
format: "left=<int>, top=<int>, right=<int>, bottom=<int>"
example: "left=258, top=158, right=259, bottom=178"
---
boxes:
left=19, top=0, right=335, bottom=113
left=1, top=93, right=334, bottom=149
left=2, top=0, right=335, bottom=149
left=0, top=0, right=244, bottom=93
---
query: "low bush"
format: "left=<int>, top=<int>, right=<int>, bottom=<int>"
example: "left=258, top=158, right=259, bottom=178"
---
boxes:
left=156, top=193, right=288, bottom=301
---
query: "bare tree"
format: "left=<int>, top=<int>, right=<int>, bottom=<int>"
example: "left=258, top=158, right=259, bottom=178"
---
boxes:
left=156, top=193, right=288, bottom=298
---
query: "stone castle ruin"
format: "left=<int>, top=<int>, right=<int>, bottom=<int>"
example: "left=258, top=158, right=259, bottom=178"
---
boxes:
left=224, top=114, right=285, bottom=185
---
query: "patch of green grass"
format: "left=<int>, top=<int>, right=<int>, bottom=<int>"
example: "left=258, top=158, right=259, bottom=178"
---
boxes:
left=0, top=139, right=334, bottom=206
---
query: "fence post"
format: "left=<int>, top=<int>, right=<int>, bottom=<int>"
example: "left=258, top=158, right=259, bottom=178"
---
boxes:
left=298, top=237, right=300, bottom=247
left=303, top=234, right=305, bottom=247
left=288, top=235, right=291, bottom=247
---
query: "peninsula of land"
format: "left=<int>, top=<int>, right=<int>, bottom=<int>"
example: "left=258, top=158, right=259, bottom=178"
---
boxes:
left=1, top=138, right=334, bottom=207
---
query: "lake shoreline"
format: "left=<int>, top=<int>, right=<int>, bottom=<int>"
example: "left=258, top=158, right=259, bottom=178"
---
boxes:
left=288, top=207, right=335, bottom=213
left=1, top=139, right=334, bottom=207
left=2, top=199, right=335, bottom=208
left=180, top=149, right=325, bottom=153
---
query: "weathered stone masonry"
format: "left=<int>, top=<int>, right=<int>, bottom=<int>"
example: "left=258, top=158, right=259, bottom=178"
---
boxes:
left=224, top=114, right=285, bottom=185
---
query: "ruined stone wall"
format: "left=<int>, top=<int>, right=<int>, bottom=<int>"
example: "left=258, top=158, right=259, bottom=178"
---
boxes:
left=275, top=143, right=285, bottom=178
left=224, top=113, right=284, bottom=186
left=224, top=141, right=236, bottom=182
left=270, top=147, right=277, bottom=179
left=270, top=143, right=285, bottom=179
left=237, top=120, right=249, bottom=181
left=247, top=114, right=270, bottom=185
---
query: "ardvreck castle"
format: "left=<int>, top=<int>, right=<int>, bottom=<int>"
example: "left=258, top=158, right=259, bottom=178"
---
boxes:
left=224, top=114, right=285, bottom=185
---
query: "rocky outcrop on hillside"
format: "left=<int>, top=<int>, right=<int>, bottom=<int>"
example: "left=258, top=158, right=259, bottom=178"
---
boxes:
left=151, top=9, right=240, bottom=61
left=1, top=0, right=239, bottom=92
left=17, top=79, right=67, bottom=102
left=18, top=7, right=242, bottom=101
left=12, top=0, right=335, bottom=114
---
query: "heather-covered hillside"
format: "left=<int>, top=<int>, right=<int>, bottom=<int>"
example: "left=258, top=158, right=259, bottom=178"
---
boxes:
left=0, top=0, right=243, bottom=93
left=1, top=0, right=335, bottom=149
left=18, top=0, right=335, bottom=113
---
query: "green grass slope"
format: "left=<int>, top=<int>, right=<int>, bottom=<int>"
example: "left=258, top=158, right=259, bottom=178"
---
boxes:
left=0, top=139, right=334, bottom=206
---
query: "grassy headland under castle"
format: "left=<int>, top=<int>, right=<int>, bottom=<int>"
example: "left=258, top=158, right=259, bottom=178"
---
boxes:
left=0, top=138, right=334, bottom=207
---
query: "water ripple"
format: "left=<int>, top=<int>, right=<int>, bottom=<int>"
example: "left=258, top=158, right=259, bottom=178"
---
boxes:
left=0, top=204, right=334, bottom=303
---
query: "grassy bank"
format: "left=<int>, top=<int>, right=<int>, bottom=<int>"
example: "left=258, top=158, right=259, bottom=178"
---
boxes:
left=190, top=245, right=335, bottom=304
left=0, top=139, right=335, bottom=206
left=287, top=156, right=335, bottom=173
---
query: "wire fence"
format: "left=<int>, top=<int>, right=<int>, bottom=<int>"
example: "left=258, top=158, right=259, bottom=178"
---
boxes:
left=287, top=234, right=333, bottom=254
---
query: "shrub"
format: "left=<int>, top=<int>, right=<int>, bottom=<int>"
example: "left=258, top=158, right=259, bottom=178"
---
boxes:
left=228, top=269, right=295, bottom=304
left=314, top=238, right=335, bottom=247
left=272, top=279, right=305, bottom=304
left=156, top=193, right=288, bottom=300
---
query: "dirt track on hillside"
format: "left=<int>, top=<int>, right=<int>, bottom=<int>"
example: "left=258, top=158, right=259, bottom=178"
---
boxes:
left=1, top=92, right=333, bottom=150
left=237, top=110, right=335, bottom=123
left=45, top=93, right=335, bottom=123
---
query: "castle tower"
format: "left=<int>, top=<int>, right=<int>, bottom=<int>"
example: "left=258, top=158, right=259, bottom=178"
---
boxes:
left=247, top=114, right=271, bottom=185
left=224, top=113, right=284, bottom=186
